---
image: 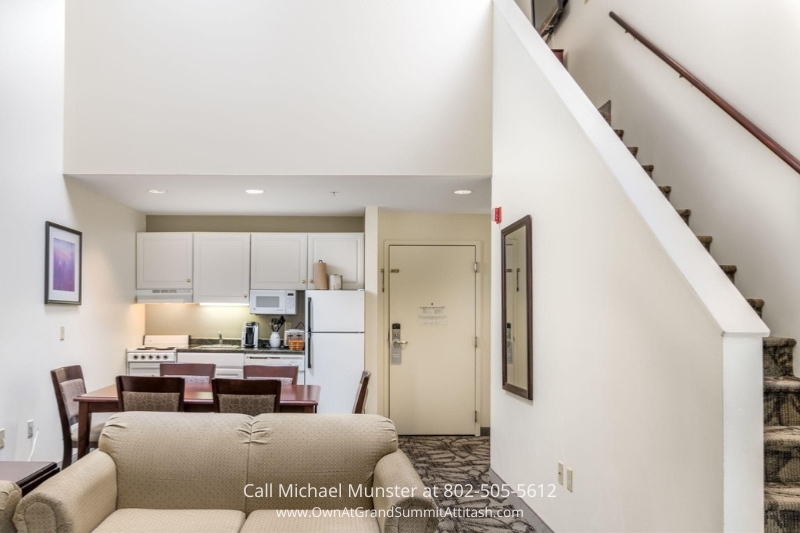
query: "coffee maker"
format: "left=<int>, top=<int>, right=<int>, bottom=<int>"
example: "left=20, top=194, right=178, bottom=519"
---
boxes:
left=241, top=322, right=259, bottom=348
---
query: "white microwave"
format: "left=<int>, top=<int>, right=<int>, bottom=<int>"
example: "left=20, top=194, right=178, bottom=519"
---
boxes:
left=249, top=290, right=297, bottom=315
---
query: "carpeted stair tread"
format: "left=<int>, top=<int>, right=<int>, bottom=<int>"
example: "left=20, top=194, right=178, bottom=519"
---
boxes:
left=765, top=427, right=800, bottom=449
left=720, top=264, right=736, bottom=282
left=641, top=164, right=654, bottom=178
left=766, top=337, right=798, bottom=349
left=659, top=185, right=671, bottom=199
left=697, top=235, right=712, bottom=251
left=748, top=298, right=765, bottom=317
left=598, top=101, right=612, bottom=124
left=676, top=209, right=691, bottom=224
left=614, top=129, right=624, bottom=139
left=628, top=146, right=639, bottom=157
left=766, top=483, right=800, bottom=511
left=764, top=337, right=796, bottom=378
left=765, top=376, right=800, bottom=393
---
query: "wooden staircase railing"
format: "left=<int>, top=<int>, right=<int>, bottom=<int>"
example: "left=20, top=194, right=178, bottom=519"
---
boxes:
left=609, top=11, right=800, bottom=176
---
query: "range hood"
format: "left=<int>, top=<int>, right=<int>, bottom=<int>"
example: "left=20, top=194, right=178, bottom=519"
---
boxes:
left=136, top=289, right=193, bottom=304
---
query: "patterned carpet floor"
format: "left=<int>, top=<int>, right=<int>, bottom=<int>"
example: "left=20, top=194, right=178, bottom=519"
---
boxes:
left=398, top=436, right=537, bottom=533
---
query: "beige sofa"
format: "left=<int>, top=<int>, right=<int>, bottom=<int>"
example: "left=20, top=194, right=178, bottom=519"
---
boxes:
left=1, top=481, right=21, bottom=533
left=13, top=413, right=437, bottom=533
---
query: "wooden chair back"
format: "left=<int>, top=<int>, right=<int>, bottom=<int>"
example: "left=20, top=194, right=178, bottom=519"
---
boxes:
left=352, top=370, right=371, bottom=414
left=160, top=363, right=216, bottom=384
left=243, top=365, right=298, bottom=385
left=116, top=375, right=185, bottom=412
left=51, top=365, right=87, bottom=467
left=212, top=378, right=282, bottom=416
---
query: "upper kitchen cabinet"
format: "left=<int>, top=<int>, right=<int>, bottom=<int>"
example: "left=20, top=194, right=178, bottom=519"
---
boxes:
left=251, top=233, right=308, bottom=290
left=137, top=233, right=193, bottom=289
left=193, top=233, right=251, bottom=304
left=308, top=233, right=365, bottom=290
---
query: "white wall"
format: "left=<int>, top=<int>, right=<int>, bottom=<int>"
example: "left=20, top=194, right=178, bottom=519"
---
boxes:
left=549, top=1, right=800, bottom=353
left=491, top=1, right=766, bottom=530
left=64, top=0, right=493, bottom=178
left=0, top=0, right=145, bottom=462
left=374, top=212, right=492, bottom=427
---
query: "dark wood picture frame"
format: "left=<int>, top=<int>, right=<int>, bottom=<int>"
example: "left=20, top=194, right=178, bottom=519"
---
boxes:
left=501, top=215, right=533, bottom=400
left=45, top=222, right=82, bottom=305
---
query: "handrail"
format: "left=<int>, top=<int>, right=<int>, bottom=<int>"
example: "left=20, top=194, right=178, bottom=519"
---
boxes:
left=609, top=11, right=800, bottom=176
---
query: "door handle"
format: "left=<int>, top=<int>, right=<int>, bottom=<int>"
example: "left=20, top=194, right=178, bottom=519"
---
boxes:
left=391, top=339, right=408, bottom=347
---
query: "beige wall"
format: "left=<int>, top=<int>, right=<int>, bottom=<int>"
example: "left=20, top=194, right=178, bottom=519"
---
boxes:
left=145, top=304, right=304, bottom=342
left=146, top=215, right=363, bottom=233
left=370, top=211, right=492, bottom=428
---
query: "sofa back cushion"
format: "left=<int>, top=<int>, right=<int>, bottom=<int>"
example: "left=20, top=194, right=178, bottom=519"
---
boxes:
left=100, top=412, right=252, bottom=512
left=245, top=414, right=398, bottom=513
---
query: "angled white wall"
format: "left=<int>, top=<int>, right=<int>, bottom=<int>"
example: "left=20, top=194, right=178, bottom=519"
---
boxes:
left=0, top=0, right=144, bottom=462
left=491, top=1, right=766, bottom=530
left=65, top=0, right=493, bottom=177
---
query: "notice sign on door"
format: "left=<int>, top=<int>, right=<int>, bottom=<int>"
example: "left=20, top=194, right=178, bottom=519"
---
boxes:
left=418, top=306, right=448, bottom=326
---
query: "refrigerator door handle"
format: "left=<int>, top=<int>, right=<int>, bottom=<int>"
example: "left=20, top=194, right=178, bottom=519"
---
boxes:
left=307, top=296, right=313, bottom=369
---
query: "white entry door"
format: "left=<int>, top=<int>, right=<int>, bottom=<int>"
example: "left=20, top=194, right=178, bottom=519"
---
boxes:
left=388, top=245, right=476, bottom=435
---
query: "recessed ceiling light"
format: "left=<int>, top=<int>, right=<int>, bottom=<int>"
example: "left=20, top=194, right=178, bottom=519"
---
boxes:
left=245, top=189, right=264, bottom=195
left=453, top=189, right=473, bottom=195
left=148, top=189, right=167, bottom=194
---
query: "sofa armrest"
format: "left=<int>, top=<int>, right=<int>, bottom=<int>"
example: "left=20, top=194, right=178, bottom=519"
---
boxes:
left=372, top=450, right=438, bottom=533
left=14, top=451, right=117, bottom=533
left=1, top=481, right=22, bottom=533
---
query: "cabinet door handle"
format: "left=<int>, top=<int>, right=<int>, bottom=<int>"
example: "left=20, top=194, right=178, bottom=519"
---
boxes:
left=187, top=279, right=191, bottom=283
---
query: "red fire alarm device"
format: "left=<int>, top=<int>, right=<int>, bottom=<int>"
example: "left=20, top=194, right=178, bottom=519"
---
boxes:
left=493, top=207, right=502, bottom=224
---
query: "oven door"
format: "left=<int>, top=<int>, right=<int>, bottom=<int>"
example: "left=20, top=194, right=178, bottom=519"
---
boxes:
left=127, top=362, right=162, bottom=377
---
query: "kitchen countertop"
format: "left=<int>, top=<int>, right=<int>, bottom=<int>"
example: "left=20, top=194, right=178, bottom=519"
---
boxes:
left=179, top=345, right=304, bottom=355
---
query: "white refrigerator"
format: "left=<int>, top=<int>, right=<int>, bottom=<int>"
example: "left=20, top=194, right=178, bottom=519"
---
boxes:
left=305, top=290, right=365, bottom=414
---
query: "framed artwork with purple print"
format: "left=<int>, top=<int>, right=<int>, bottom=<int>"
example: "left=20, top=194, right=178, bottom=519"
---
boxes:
left=45, top=222, right=82, bottom=304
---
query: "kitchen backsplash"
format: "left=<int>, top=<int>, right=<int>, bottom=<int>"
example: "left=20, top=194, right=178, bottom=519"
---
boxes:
left=144, top=301, right=306, bottom=341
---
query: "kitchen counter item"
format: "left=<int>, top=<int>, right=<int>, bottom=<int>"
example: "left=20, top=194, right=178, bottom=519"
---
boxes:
left=180, top=346, right=304, bottom=354
left=313, top=261, right=328, bottom=289
left=328, top=274, right=342, bottom=290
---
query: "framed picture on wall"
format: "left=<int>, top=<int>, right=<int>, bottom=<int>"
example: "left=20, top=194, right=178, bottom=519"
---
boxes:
left=45, top=222, right=82, bottom=304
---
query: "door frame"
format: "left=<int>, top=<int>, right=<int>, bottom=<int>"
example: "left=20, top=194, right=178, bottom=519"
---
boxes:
left=382, top=240, right=483, bottom=436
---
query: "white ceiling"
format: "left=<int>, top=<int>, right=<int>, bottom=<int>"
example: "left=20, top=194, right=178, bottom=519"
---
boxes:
left=68, top=174, right=491, bottom=216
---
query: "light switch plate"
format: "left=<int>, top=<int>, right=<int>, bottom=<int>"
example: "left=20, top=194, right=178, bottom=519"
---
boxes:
left=558, top=461, right=564, bottom=485
left=566, top=468, right=574, bottom=492
left=0, top=428, right=5, bottom=449
left=60, top=326, right=66, bottom=341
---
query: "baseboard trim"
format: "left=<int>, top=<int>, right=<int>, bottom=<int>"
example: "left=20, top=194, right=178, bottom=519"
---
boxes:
left=480, top=426, right=490, bottom=437
left=489, top=469, right=554, bottom=533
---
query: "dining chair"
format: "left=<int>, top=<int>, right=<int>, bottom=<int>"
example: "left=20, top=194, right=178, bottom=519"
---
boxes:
left=116, top=375, right=185, bottom=412
left=51, top=365, right=103, bottom=468
left=212, top=378, right=282, bottom=416
left=160, top=363, right=216, bottom=384
left=243, top=365, right=298, bottom=385
left=352, top=370, right=371, bottom=414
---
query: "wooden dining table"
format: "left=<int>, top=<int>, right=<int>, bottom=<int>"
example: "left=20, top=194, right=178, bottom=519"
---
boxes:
left=75, top=382, right=321, bottom=459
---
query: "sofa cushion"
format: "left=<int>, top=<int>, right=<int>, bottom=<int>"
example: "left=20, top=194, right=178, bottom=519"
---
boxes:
left=246, top=414, right=398, bottom=513
left=240, top=510, right=380, bottom=533
left=0, top=481, right=21, bottom=533
left=93, top=509, right=245, bottom=533
left=99, top=412, right=252, bottom=512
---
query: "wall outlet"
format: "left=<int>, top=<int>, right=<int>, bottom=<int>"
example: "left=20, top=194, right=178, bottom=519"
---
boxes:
left=557, top=461, right=564, bottom=485
left=60, top=325, right=66, bottom=341
left=0, top=428, right=5, bottom=449
left=566, top=468, right=574, bottom=492
left=27, top=420, right=34, bottom=439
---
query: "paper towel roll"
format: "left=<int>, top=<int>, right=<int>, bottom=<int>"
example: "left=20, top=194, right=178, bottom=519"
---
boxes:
left=314, top=261, right=329, bottom=289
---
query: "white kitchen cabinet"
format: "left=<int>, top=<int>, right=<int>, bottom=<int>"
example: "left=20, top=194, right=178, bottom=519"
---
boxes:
left=307, top=233, right=365, bottom=290
left=193, top=233, right=251, bottom=304
left=251, top=233, right=308, bottom=290
left=137, top=233, right=193, bottom=289
left=177, top=351, right=244, bottom=379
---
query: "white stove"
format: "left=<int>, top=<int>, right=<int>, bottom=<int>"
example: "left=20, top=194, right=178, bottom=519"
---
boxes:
left=126, top=335, right=189, bottom=376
